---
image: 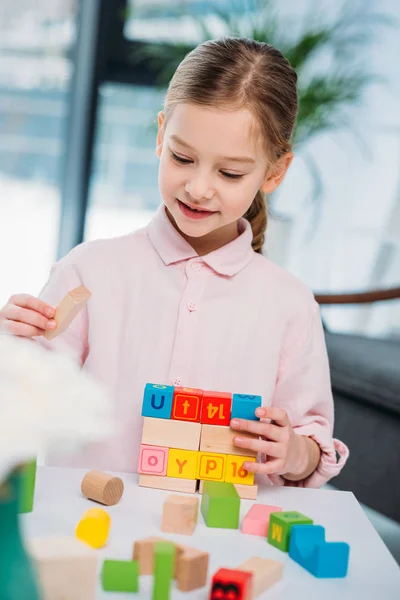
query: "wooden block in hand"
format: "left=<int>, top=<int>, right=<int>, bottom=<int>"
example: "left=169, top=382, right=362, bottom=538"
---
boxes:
left=171, top=387, right=203, bottom=422
left=175, top=546, right=209, bottom=592
left=201, top=481, right=240, bottom=529
left=209, top=568, right=252, bottom=600
left=236, top=557, right=283, bottom=597
left=200, top=391, right=232, bottom=425
left=200, top=424, right=258, bottom=457
left=138, top=444, right=169, bottom=476
left=161, top=494, right=199, bottom=536
left=167, top=448, right=198, bottom=479
left=138, top=474, right=197, bottom=494
left=231, top=394, right=262, bottom=421
left=28, top=536, right=97, bottom=600
left=224, top=454, right=255, bottom=486
left=142, top=384, right=174, bottom=419
left=199, top=479, right=258, bottom=500
left=268, top=511, right=313, bottom=552
left=75, top=507, right=111, bottom=549
left=81, top=470, right=124, bottom=506
left=242, top=504, right=282, bottom=536
left=43, top=285, right=91, bottom=340
left=141, top=417, right=201, bottom=451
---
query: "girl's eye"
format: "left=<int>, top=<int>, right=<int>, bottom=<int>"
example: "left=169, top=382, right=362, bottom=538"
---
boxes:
left=170, top=151, right=244, bottom=180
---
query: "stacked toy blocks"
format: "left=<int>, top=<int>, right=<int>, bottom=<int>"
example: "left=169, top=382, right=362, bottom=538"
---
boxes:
left=138, top=384, right=261, bottom=495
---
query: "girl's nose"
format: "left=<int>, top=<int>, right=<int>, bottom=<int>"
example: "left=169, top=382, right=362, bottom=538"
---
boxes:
left=185, top=178, right=215, bottom=201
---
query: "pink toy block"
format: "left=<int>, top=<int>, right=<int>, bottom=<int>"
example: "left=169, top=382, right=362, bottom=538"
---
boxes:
left=242, top=504, right=282, bottom=537
left=138, top=444, right=168, bottom=476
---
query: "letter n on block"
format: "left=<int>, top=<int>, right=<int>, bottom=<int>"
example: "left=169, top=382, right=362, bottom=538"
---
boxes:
left=141, top=384, right=174, bottom=419
left=138, top=444, right=168, bottom=476
left=167, top=449, right=198, bottom=480
left=196, top=452, right=226, bottom=482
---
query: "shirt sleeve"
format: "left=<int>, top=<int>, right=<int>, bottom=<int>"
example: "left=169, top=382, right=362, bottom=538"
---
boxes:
left=265, top=298, right=349, bottom=488
left=36, top=252, right=89, bottom=366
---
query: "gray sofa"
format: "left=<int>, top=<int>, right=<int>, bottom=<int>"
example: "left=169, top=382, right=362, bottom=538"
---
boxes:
left=325, top=330, right=400, bottom=523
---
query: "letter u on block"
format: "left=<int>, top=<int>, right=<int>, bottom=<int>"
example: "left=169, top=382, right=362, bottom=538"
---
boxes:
left=141, top=383, right=174, bottom=419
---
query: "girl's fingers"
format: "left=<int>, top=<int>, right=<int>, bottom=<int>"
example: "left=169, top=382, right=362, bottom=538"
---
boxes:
left=2, top=319, right=45, bottom=338
left=230, top=418, right=283, bottom=442
left=5, top=304, right=56, bottom=331
left=9, top=294, right=55, bottom=319
left=234, top=436, right=284, bottom=457
left=255, top=406, right=289, bottom=426
left=242, top=458, right=284, bottom=475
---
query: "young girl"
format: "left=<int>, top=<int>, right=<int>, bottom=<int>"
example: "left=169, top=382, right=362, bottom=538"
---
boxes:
left=0, top=37, right=348, bottom=487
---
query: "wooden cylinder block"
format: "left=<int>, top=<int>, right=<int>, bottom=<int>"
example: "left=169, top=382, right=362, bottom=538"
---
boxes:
left=81, top=470, right=124, bottom=506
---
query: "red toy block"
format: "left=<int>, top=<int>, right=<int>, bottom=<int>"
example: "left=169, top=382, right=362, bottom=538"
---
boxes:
left=171, top=387, right=203, bottom=422
left=209, top=568, right=252, bottom=600
left=201, top=392, right=232, bottom=426
left=242, top=504, right=282, bottom=537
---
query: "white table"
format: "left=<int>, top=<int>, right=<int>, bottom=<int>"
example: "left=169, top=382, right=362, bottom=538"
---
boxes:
left=22, top=466, right=400, bottom=599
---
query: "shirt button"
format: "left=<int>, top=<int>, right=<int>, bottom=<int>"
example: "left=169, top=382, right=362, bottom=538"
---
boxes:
left=192, top=262, right=202, bottom=271
left=187, top=302, right=196, bottom=312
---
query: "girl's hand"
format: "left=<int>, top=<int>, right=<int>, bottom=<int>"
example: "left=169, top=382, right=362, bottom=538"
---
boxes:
left=230, top=406, right=306, bottom=477
left=0, top=294, right=56, bottom=338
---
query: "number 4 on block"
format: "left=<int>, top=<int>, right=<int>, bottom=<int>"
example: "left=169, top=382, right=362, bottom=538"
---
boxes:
left=200, top=392, right=232, bottom=426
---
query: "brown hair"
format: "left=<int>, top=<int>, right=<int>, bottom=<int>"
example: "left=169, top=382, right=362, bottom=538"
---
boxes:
left=162, top=37, right=298, bottom=253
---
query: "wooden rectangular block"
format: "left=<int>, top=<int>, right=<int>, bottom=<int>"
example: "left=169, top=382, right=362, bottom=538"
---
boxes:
left=199, top=479, right=258, bottom=500
left=167, top=448, right=198, bottom=480
left=200, top=424, right=257, bottom=457
left=161, top=494, right=199, bottom=536
left=171, top=387, right=203, bottom=422
left=141, top=417, right=201, bottom=451
left=225, top=454, right=256, bottom=486
left=242, top=504, right=282, bottom=536
left=237, top=557, right=283, bottom=597
left=142, top=383, right=174, bottom=419
left=200, top=391, right=232, bottom=426
left=138, top=444, right=168, bottom=476
left=133, top=537, right=171, bottom=575
left=28, top=536, right=97, bottom=600
left=175, top=546, right=209, bottom=592
left=231, top=394, right=262, bottom=421
left=43, top=285, right=91, bottom=341
left=196, top=451, right=226, bottom=482
left=138, top=474, right=197, bottom=494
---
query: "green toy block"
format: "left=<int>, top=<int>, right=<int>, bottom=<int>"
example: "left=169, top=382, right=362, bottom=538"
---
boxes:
left=101, top=559, right=139, bottom=592
left=268, top=510, right=313, bottom=552
left=152, top=541, right=175, bottom=600
left=18, top=460, right=37, bottom=514
left=201, top=481, right=240, bottom=529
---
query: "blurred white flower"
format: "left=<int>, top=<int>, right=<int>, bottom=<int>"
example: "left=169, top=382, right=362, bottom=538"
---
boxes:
left=0, top=335, right=114, bottom=484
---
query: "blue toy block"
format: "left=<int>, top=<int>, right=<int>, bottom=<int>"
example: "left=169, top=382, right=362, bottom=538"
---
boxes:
left=142, top=383, right=174, bottom=419
left=231, top=394, right=261, bottom=421
left=289, top=524, right=350, bottom=578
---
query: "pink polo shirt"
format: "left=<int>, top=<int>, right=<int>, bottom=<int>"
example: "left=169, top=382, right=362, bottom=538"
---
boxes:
left=38, top=204, right=348, bottom=487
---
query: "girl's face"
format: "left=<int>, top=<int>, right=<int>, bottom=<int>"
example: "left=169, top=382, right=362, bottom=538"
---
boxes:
left=156, top=103, right=291, bottom=252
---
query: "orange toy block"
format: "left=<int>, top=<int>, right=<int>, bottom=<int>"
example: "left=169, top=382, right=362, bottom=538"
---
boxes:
left=161, top=494, right=199, bottom=536
left=225, top=454, right=256, bottom=486
left=81, top=470, right=124, bottom=506
left=167, top=448, right=198, bottom=479
left=171, top=387, right=203, bottom=422
left=138, top=475, right=197, bottom=494
left=196, top=452, right=226, bottom=482
left=138, top=444, right=168, bottom=476
left=75, top=508, right=110, bottom=549
left=198, top=480, right=258, bottom=500
left=242, top=504, right=282, bottom=536
left=200, top=391, right=232, bottom=426
left=236, top=557, right=283, bottom=597
left=200, top=424, right=258, bottom=457
left=43, top=285, right=91, bottom=340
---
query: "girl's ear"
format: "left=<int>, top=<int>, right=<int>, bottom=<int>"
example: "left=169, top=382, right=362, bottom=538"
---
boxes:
left=261, top=152, right=294, bottom=193
left=156, top=111, right=165, bottom=158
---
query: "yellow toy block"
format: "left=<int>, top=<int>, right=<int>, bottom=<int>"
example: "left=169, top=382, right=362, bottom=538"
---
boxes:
left=75, top=507, right=111, bottom=549
left=196, top=452, right=226, bottom=482
left=224, top=454, right=256, bottom=486
left=167, top=449, right=198, bottom=480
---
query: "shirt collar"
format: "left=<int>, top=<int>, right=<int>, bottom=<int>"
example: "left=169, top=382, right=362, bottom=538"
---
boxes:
left=147, top=204, right=255, bottom=277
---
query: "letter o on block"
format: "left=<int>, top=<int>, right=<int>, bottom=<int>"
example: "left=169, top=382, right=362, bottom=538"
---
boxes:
left=138, top=444, right=168, bottom=476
